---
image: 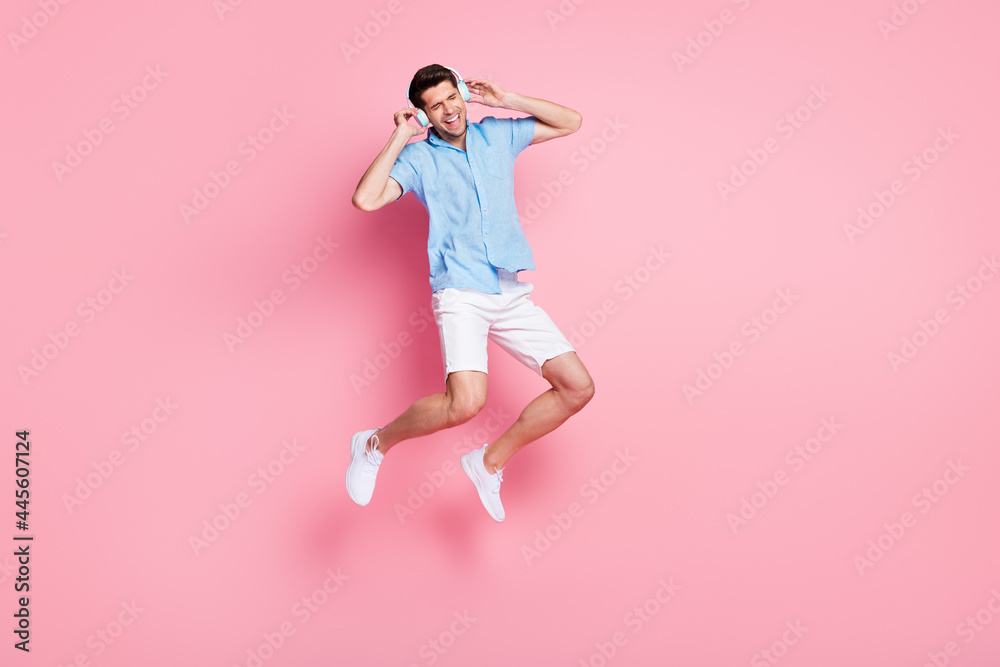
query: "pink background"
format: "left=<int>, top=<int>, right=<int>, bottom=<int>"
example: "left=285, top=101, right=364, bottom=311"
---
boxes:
left=3, top=0, right=999, bottom=665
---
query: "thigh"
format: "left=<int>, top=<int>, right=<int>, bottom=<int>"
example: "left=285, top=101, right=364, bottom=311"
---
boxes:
left=445, top=369, right=488, bottom=407
left=432, top=288, right=493, bottom=381
left=541, top=350, right=592, bottom=393
left=489, top=282, right=576, bottom=376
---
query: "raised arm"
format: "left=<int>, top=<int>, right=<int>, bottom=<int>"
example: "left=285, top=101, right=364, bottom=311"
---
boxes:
left=352, top=108, right=424, bottom=212
left=464, top=77, right=582, bottom=145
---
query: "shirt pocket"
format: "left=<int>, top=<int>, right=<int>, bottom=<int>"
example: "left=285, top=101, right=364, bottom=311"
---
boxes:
left=481, top=147, right=511, bottom=179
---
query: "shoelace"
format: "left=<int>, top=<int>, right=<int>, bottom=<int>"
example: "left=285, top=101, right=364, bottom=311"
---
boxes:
left=363, top=433, right=384, bottom=475
left=490, top=467, right=504, bottom=493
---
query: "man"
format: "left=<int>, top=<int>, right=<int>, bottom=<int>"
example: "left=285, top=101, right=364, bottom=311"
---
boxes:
left=348, top=64, right=594, bottom=522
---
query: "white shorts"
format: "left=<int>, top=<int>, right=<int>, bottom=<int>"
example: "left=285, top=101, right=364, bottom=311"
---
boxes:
left=431, top=269, right=576, bottom=381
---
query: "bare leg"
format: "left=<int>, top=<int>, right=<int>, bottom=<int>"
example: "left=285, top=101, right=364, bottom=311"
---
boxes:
left=366, top=370, right=488, bottom=454
left=482, top=351, right=594, bottom=473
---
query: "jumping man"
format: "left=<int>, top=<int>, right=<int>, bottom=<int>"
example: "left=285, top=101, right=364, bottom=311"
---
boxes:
left=348, top=64, right=594, bottom=522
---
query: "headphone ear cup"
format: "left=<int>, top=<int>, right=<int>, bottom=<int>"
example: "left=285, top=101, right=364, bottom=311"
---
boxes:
left=458, top=78, right=471, bottom=102
left=417, top=109, right=429, bottom=126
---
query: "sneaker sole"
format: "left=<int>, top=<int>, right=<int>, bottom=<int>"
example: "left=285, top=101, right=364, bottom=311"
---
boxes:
left=461, top=454, right=504, bottom=522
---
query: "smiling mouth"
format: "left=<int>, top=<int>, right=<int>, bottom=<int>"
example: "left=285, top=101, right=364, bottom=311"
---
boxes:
left=443, top=112, right=461, bottom=128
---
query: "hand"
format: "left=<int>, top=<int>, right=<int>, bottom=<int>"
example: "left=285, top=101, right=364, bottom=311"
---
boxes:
left=464, top=78, right=507, bottom=107
left=394, top=108, right=427, bottom=137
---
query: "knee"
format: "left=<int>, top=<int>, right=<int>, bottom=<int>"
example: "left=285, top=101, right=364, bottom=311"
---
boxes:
left=563, top=377, right=595, bottom=413
left=447, top=395, right=485, bottom=426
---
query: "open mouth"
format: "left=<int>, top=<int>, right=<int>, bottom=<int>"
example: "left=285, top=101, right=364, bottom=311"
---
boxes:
left=443, top=112, right=461, bottom=128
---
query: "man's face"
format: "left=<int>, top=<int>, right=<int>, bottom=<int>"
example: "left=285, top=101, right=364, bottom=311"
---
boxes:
left=419, top=80, right=466, bottom=138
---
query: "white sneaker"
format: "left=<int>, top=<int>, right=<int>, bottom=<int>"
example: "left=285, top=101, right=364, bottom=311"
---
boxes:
left=461, top=444, right=505, bottom=522
left=346, top=428, right=383, bottom=506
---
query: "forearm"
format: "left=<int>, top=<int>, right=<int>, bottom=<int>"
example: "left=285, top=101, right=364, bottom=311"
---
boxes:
left=353, top=126, right=411, bottom=208
left=502, top=91, right=582, bottom=132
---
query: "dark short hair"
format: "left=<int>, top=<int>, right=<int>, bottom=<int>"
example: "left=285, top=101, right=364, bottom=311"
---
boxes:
left=408, top=64, right=459, bottom=110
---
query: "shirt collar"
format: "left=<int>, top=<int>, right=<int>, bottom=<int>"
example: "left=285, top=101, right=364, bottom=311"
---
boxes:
left=427, top=122, right=474, bottom=152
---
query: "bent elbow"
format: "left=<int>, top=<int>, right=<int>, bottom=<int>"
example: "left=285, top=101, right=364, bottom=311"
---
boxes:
left=352, top=194, right=374, bottom=212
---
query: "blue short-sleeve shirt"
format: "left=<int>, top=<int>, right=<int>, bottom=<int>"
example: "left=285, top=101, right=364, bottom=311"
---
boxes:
left=389, top=115, right=537, bottom=295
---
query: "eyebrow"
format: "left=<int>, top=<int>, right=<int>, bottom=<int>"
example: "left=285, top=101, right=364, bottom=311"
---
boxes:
left=431, top=93, right=458, bottom=108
